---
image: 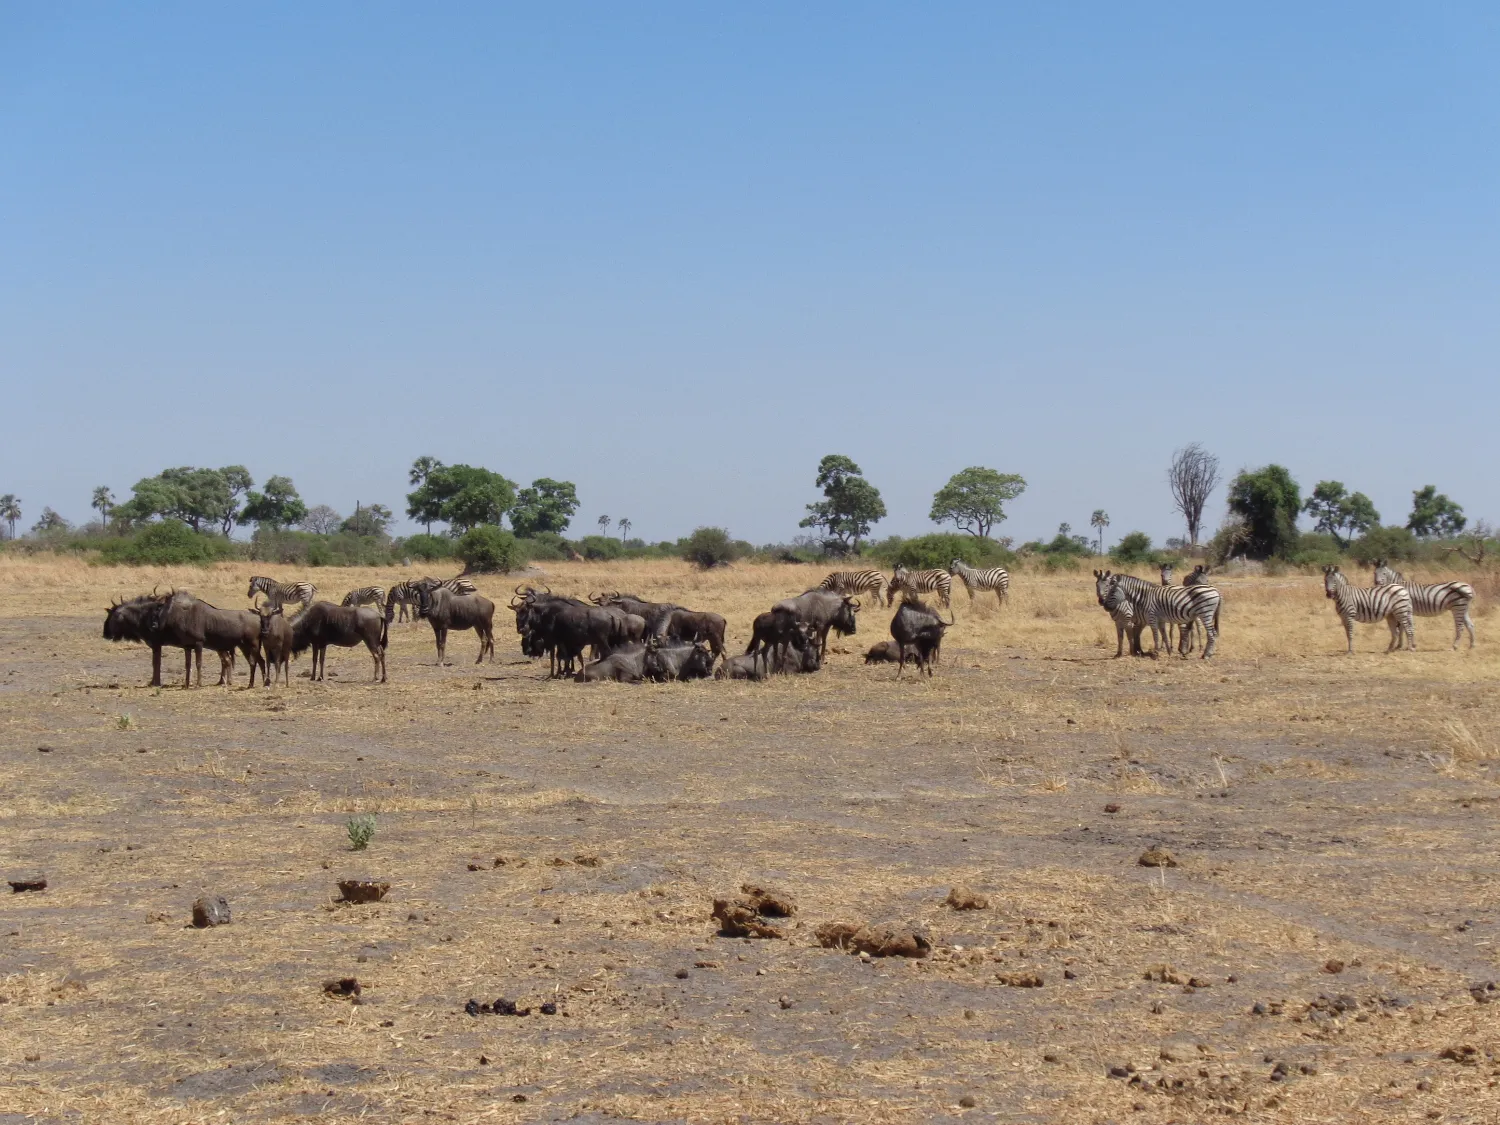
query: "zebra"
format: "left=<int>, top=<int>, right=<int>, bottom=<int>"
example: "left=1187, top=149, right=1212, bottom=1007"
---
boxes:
left=818, top=570, right=889, bottom=607
left=387, top=580, right=424, bottom=623
left=416, top=576, right=478, bottom=596
left=341, top=586, right=387, bottom=612
left=1369, top=559, right=1475, bottom=649
left=948, top=559, right=1009, bottom=607
left=1099, top=570, right=1221, bottom=657
left=889, top=565, right=952, bottom=608
left=1094, top=569, right=1140, bottom=657
left=1323, top=565, right=1413, bottom=654
left=1183, top=564, right=1210, bottom=586
left=247, top=576, right=316, bottom=613
left=1157, top=562, right=1208, bottom=651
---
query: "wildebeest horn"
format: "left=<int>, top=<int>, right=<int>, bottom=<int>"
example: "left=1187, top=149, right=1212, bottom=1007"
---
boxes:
left=514, top=584, right=527, bottom=595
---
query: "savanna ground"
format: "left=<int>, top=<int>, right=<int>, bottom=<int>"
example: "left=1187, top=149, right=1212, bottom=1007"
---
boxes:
left=2, top=554, right=1498, bottom=1125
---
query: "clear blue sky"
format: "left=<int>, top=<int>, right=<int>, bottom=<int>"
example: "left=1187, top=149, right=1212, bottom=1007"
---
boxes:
left=2, top=4, right=1496, bottom=544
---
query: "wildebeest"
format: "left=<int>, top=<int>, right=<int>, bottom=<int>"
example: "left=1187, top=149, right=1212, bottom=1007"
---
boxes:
left=863, top=639, right=907, bottom=664
left=716, top=652, right=770, bottom=681
left=655, top=608, right=728, bottom=657
left=591, top=592, right=681, bottom=637
left=890, top=595, right=952, bottom=677
left=764, top=590, right=859, bottom=659
left=143, top=590, right=265, bottom=688
left=745, top=611, right=816, bottom=666
left=770, top=640, right=822, bottom=674
left=417, top=585, right=496, bottom=665
left=642, top=638, right=716, bottom=682
left=252, top=602, right=293, bottom=687
left=290, top=600, right=390, bottom=682
left=513, top=587, right=625, bottom=676
left=103, top=592, right=180, bottom=687
left=575, top=643, right=647, bottom=683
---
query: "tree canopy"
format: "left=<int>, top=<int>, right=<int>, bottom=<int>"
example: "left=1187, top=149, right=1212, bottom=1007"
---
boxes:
left=239, top=475, right=307, bottom=530
left=117, top=466, right=252, bottom=534
left=1302, top=480, right=1380, bottom=548
left=798, top=455, right=886, bottom=554
left=406, top=463, right=516, bottom=535
left=341, top=503, right=393, bottom=538
left=928, top=467, right=1026, bottom=538
left=1406, top=485, right=1466, bottom=538
left=1226, top=464, right=1302, bottom=560
left=509, top=478, right=579, bottom=537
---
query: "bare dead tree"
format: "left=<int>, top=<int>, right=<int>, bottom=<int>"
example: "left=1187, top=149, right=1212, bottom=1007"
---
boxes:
left=1167, top=443, right=1221, bottom=547
left=1442, top=519, right=1493, bottom=565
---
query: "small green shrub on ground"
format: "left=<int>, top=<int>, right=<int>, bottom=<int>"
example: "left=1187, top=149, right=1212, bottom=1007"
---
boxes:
left=346, top=814, right=376, bottom=851
left=682, top=527, right=740, bottom=569
left=576, top=534, right=625, bottom=561
left=1109, top=531, right=1158, bottom=565
left=517, top=531, right=571, bottom=561
left=456, top=525, right=521, bottom=573
left=873, top=533, right=1014, bottom=571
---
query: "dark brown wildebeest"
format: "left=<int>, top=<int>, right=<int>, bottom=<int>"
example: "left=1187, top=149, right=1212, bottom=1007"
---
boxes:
left=715, top=652, right=769, bottom=681
left=142, top=590, right=264, bottom=688
left=418, top=585, right=496, bottom=665
left=745, top=611, right=816, bottom=667
left=863, top=639, right=906, bottom=664
left=290, top=600, right=390, bottom=682
left=103, top=592, right=175, bottom=687
left=251, top=602, right=294, bottom=687
left=770, top=640, right=822, bottom=674
left=591, top=592, right=681, bottom=637
left=655, top=608, right=727, bottom=657
left=763, top=590, right=859, bottom=660
left=890, top=595, right=952, bottom=677
left=642, top=638, right=716, bottom=682
left=575, top=643, right=647, bottom=683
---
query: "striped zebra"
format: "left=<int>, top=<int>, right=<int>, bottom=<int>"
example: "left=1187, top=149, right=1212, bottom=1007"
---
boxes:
left=387, top=580, right=424, bottom=622
left=818, top=570, right=889, bottom=607
left=948, top=558, right=1009, bottom=606
left=889, top=565, right=952, bottom=608
left=341, top=586, right=387, bottom=612
left=416, top=576, right=478, bottom=596
left=247, top=576, right=316, bottom=613
left=1370, top=559, right=1475, bottom=649
left=1094, top=569, right=1141, bottom=657
left=1099, top=570, right=1221, bottom=657
left=1323, top=565, right=1413, bottom=654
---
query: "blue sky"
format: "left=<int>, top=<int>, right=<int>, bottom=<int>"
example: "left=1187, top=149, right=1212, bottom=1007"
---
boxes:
left=2, top=4, right=1496, bottom=544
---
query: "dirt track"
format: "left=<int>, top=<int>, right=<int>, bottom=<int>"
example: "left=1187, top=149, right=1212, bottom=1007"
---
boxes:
left=2, top=558, right=1497, bottom=1123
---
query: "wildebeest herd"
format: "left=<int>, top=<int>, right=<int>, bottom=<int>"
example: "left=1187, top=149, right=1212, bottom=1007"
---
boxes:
left=100, top=556, right=1478, bottom=688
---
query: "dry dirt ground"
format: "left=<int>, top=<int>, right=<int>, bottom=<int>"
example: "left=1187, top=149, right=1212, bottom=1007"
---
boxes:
left=1, top=556, right=1498, bottom=1124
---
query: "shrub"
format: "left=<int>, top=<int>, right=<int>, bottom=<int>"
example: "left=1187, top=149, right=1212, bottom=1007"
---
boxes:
left=456, top=525, right=521, bottom=574
left=576, top=534, right=625, bottom=561
left=346, top=814, right=376, bottom=851
left=1348, top=525, right=1420, bottom=566
left=252, top=528, right=393, bottom=567
left=1109, top=531, right=1157, bottom=565
left=878, top=533, right=1013, bottom=571
left=517, top=531, right=571, bottom=561
left=97, top=520, right=236, bottom=566
left=399, top=533, right=455, bottom=562
left=1289, top=532, right=1343, bottom=569
left=682, top=526, right=740, bottom=569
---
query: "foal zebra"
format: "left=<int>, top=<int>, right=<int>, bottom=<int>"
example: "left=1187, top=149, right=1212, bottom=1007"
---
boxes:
left=889, top=565, right=952, bottom=608
left=1370, top=559, right=1475, bottom=649
left=948, top=559, right=1009, bottom=606
left=1322, top=566, right=1414, bottom=654
left=247, top=576, right=316, bottom=612
left=341, top=586, right=387, bottom=612
left=1099, top=570, right=1221, bottom=657
left=818, top=570, right=889, bottom=607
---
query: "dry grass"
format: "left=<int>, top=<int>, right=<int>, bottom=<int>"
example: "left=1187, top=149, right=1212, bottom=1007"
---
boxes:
left=1, top=555, right=1498, bottom=1123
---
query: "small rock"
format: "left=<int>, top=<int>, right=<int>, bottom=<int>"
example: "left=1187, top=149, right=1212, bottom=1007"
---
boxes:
left=1109, top=1065, right=1130, bottom=1078
left=739, top=883, right=796, bottom=917
left=1043, top=1053, right=1061, bottom=1063
left=8, top=877, right=47, bottom=894
left=963, top=1009, right=976, bottom=1020
left=478, top=1054, right=489, bottom=1065
left=944, top=886, right=988, bottom=911
left=1063, top=969, right=1077, bottom=980
left=1104, top=803, right=1121, bottom=813
left=778, top=995, right=793, bottom=1009
left=674, top=969, right=690, bottom=979
left=1252, top=1002, right=1268, bottom=1015
left=337, top=879, right=390, bottom=904
left=1138, top=846, right=1178, bottom=868
left=191, top=895, right=230, bottom=927
left=959, top=1095, right=977, bottom=1108
left=539, top=1002, right=557, bottom=1015
left=323, top=977, right=361, bottom=999
left=1323, top=959, right=1346, bottom=974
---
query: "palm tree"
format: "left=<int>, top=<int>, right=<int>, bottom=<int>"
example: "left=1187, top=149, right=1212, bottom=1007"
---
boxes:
left=617, top=517, right=631, bottom=542
left=0, top=495, right=20, bottom=540
left=597, top=514, right=610, bottom=536
left=92, top=486, right=114, bottom=525
left=1090, top=509, right=1110, bottom=555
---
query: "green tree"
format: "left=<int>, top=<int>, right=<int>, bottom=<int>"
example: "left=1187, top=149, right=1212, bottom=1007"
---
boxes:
left=1226, top=465, right=1302, bottom=560
left=509, top=479, right=579, bottom=537
left=406, top=464, right=516, bottom=535
left=341, top=503, right=393, bottom=538
left=682, top=526, right=739, bottom=569
left=928, top=467, right=1026, bottom=538
left=31, top=507, right=70, bottom=534
left=239, top=475, right=308, bottom=530
left=1109, top=531, right=1155, bottom=564
left=617, top=517, right=631, bottom=542
left=91, top=486, right=114, bottom=525
left=117, top=466, right=251, bottom=534
left=1090, top=509, right=1110, bottom=554
left=0, top=494, right=21, bottom=539
left=1302, top=481, right=1380, bottom=548
left=800, top=454, right=887, bottom=554
left=407, top=457, right=445, bottom=533
left=456, top=525, right=521, bottom=573
left=1406, top=485, right=1466, bottom=538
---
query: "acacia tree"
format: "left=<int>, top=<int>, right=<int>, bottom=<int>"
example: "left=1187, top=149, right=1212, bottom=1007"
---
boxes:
left=116, top=466, right=251, bottom=534
left=1407, top=485, right=1466, bottom=538
left=1090, top=509, right=1110, bottom=554
left=1302, top=481, right=1379, bottom=548
left=408, top=457, right=445, bottom=533
left=241, top=476, right=309, bottom=530
left=800, top=454, right=886, bottom=554
left=1167, top=444, right=1221, bottom=547
left=406, top=464, right=516, bottom=535
left=929, top=467, right=1026, bottom=538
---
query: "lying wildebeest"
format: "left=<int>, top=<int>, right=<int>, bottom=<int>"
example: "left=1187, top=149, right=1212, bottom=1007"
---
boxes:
left=575, top=643, right=647, bottom=683
left=716, top=652, right=770, bottom=681
left=143, top=590, right=264, bottom=688
left=759, top=590, right=859, bottom=661
left=642, top=638, right=716, bottom=682
left=290, top=600, right=390, bottom=682
left=863, top=639, right=908, bottom=664
left=252, top=602, right=293, bottom=687
left=591, top=592, right=682, bottom=636
left=655, top=608, right=727, bottom=657
left=418, top=585, right=496, bottom=665
left=890, top=595, right=952, bottom=677
left=770, top=640, right=822, bottom=674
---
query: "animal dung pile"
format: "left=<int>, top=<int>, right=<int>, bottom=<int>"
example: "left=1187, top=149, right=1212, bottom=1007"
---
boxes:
left=738, top=883, right=796, bottom=917
left=322, top=977, right=362, bottom=1000
left=712, top=896, right=787, bottom=939
left=191, top=895, right=230, bottom=927
left=815, top=921, right=932, bottom=958
left=944, top=886, right=988, bottom=911
left=1137, top=845, right=1178, bottom=868
left=8, top=875, right=47, bottom=893
left=464, top=997, right=559, bottom=1017
left=337, top=878, right=390, bottom=904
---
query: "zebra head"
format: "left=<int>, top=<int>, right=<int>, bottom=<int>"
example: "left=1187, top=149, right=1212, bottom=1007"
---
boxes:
left=1092, top=569, right=1114, bottom=606
left=1159, top=563, right=1174, bottom=585
left=1322, top=565, right=1346, bottom=598
left=1100, top=575, right=1130, bottom=614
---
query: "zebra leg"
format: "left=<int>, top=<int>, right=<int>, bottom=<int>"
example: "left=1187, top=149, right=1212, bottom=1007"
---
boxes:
left=1342, top=615, right=1355, bottom=654
left=1462, top=606, right=1476, bottom=649
left=1113, top=621, right=1126, bottom=658
left=1199, top=612, right=1217, bottom=658
left=1384, top=616, right=1399, bottom=653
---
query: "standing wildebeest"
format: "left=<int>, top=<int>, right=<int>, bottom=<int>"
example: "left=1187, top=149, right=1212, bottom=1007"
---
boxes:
left=513, top=587, right=622, bottom=676
left=591, top=592, right=682, bottom=637
left=745, top=611, right=816, bottom=668
left=143, top=590, right=265, bottom=687
left=764, top=590, right=859, bottom=659
left=290, top=600, right=390, bottom=682
left=642, top=638, right=717, bottom=682
left=251, top=602, right=293, bottom=687
left=417, top=585, right=496, bottom=665
left=655, top=608, right=727, bottom=657
left=890, top=595, right=952, bottom=677
left=103, top=592, right=181, bottom=687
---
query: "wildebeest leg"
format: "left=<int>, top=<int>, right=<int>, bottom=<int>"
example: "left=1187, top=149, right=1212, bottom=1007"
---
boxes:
left=434, top=626, right=448, bottom=666
left=151, top=644, right=162, bottom=687
left=181, top=647, right=194, bottom=689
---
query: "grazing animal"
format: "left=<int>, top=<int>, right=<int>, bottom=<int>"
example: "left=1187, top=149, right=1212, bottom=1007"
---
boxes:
left=417, top=585, right=496, bottom=665
left=889, top=565, right=952, bottom=608
left=889, top=595, right=952, bottom=676
left=642, top=638, right=717, bottom=682
left=103, top=593, right=179, bottom=687
left=948, top=559, right=1009, bottom=607
left=252, top=602, right=293, bottom=687
left=416, top=576, right=478, bottom=597
left=1369, top=560, right=1474, bottom=649
left=817, top=570, right=889, bottom=608
left=1183, top=564, right=1210, bottom=585
left=341, top=586, right=386, bottom=612
left=764, top=590, right=859, bottom=659
left=716, top=652, right=770, bottom=681
left=1102, top=573, right=1221, bottom=658
left=247, top=576, right=316, bottom=613
left=145, top=590, right=264, bottom=687
left=1093, top=570, right=1147, bottom=657
left=290, top=600, right=390, bottom=682
left=863, top=639, right=906, bottom=663
left=1323, top=565, right=1414, bottom=654
left=770, top=640, right=822, bottom=674
left=575, top=644, right=647, bottom=683
left=655, top=608, right=727, bottom=656
left=387, top=580, right=424, bottom=622
left=745, top=611, right=816, bottom=666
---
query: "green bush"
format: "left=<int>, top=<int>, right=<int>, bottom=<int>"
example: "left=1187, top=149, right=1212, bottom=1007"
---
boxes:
left=252, top=529, right=393, bottom=567
left=875, top=533, right=1013, bottom=571
left=1289, top=532, right=1343, bottom=569
left=576, top=534, right=625, bottom=561
left=517, top=531, right=571, bottom=561
left=1348, top=525, right=1420, bottom=566
left=682, top=526, right=740, bottom=569
left=398, top=533, right=455, bottom=562
left=1109, top=531, right=1157, bottom=565
left=96, top=520, right=237, bottom=566
left=456, top=525, right=521, bottom=573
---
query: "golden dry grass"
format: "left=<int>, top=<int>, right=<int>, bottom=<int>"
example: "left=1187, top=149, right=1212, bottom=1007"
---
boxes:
left=1, top=554, right=1497, bottom=1123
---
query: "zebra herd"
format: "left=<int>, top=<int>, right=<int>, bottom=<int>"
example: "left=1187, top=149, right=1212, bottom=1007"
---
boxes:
left=816, top=559, right=1009, bottom=610
left=1322, top=561, right=1476, bottom=653
left=333, top=578, right=478, bottom=622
